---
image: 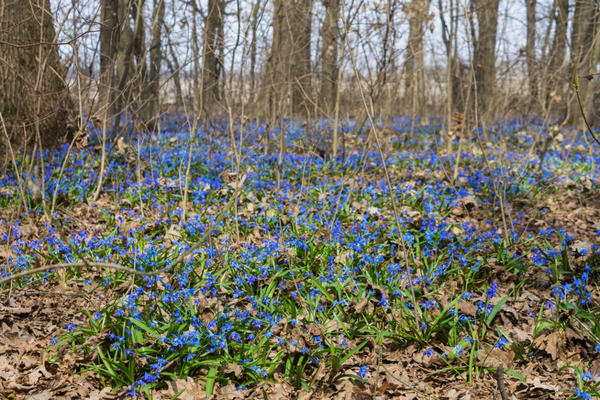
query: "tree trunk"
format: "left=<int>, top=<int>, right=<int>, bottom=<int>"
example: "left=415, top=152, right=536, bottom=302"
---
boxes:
left=249, top=0, right=261, bottom=100
left=289, top=0, right=313, bottom=116
left=319, top=0, right=340, bottom=115
left=201, top=0, right=225, bottom=117
left=567, top=0, right=599, bottom=127
left=471, top=0, right=499, bottom=123
left=544, top=0, right=568, bottom=111
left=113, top=0, right=136, bottom=134
left=525, top=0, right=537, bottom=99
left=0, top=0, right=73, bottom=148
left=141, top=0, right=165, bottom=126
left=100, top=0, right=118, bottom=126
left=261, top=0, right=313, bottom=119
left=404, top=0, right=430, bottom=118
left=131, top=0, right=147, bottom=119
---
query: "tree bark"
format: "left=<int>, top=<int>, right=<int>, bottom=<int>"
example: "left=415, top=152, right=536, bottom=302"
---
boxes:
left=112, top=0, right=136, bottom=133
left=567, top=0, right=599, bottom=127
left=249, top=0, right=261, bottom=100
left=319, top=0, right=340, bottom=115
left=142, top=0, right=165, bottom=126
left=201, top=0, right=225, bottom=117
left=544, top=0, right=568, bottom=110
left=471, top=0, right=499, bottom=123
left=525, top=0, right=537, bottom=99
left=100, top=0, right=118, bottom=126
left=404, top=0, right=430, bottom=118
left=289, top=0, right=313, bottom=117
left=261, top=0, right=313, bottom=119
left=0, top=0, right=73, bottom=148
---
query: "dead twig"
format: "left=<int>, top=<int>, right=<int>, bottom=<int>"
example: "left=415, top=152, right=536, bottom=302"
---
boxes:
left=496, top=365, right=509, bottom=400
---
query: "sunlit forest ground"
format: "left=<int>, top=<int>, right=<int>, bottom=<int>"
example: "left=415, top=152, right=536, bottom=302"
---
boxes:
left=1, top=116, right=600, bottom=399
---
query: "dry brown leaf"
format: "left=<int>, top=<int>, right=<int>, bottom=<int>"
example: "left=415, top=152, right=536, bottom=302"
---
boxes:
left=533, top=331, right=562, bottom=360
left=457, top=301, right=477, bottom=316
left=476, top=346, right=514, bottom=368
left=164, top=377, right=203, bottom=400
left=27, top=390, right=53, bottom=400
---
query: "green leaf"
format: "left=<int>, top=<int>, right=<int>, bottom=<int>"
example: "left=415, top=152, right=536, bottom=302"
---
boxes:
left=503, top=368, right=526, bottom=383
left=340, top=340, right=367, bottom=365
left=205, top=366, right=218, bottom=397
left=486, top=295, right=508, bottom=326
left=96, top=347, right=118, bottom=381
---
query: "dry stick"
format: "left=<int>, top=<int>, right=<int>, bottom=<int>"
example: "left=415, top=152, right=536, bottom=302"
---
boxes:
left=495, top=365, right=509, bottom=400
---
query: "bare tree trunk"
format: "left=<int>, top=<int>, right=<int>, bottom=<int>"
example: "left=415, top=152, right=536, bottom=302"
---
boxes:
left=471, top=0, right=499, bottom=124
left=131, top=0, right=147, bottom=121
left=113, top=0, right=136, bottom=134
left=319, top=0, right=340, bottom=115
left=525, top=0, right=537, bottom=99
left=289, top=0, right=314, bottom=116
left=544, top=0, right=568, bottom=111
left=202, top=0, right=225, bottom=117
left=439, top=0, right=457, bottom=150
left=191, top=6, right=201, bottom=110
left=166, top=34, right=184, bottom=107
left=100, top=0, right=118, bottom=127
left=142, top=0, right=165, bottom=126
left=404, top=0, right=430, bottom=118
left=567, top=0, right=600, bottom=127
left=373, top=0, right=397, bottom=109
left=0, top=0, right=73, bottom=148
left=261, top=0, right=313, bottom=119
left=249, top=0, right=261, bottom=100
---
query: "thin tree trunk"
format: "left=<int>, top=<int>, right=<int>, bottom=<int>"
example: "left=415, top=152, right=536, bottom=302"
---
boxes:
left=404, top=0, right=430, bottom=118
left=471, top=0, right=499, bottom=124
left=525, top=0, right=537, bottom=99
left=144, top=0, right=165, bottom=126
left=289, top=0, right=314, bottom=117
left=201, top=0, right=224, bottom=117
left=319, top=0, right=340, bottom=115
left=567, top=0, right=599, bottom=127
left=544, top=0, right=568, bottom=111
left=249, top=0, right=261, bottom=99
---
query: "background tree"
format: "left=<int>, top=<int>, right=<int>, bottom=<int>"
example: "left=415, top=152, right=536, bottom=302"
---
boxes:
left=525, top=0, right=537, bottom=101
left=470, top=0, right=499, bottom=123
left=201, top=0, right=225, bottom=117
left=261, top=0, right=314, bottom=119
left=0, top=0, right=73, bottom=149
left=567, top=0, right=600, bottom=127
left=543, top=0, right=569, bottom=113
left=319, top=0, right=340, bottom=115
left=404, top=0, right=431, bottom=119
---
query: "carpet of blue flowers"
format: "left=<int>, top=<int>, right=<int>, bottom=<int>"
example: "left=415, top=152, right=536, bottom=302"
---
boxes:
left=1, top=117, right=600, bottom=399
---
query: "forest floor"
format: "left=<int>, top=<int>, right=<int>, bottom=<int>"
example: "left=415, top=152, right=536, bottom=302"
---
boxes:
left=1, top=119, right=599, bottom=399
